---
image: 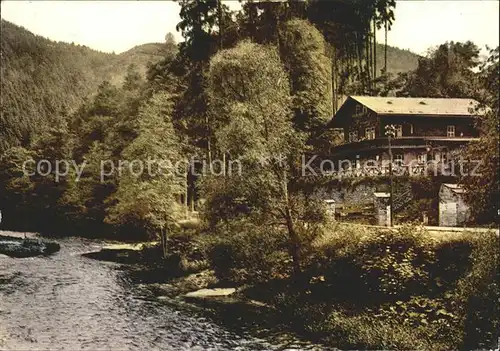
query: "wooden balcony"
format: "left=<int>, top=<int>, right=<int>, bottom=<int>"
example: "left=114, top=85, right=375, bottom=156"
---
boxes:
left=329, top=136, right=479, bottom=157
left=321, top=163, right=451, bottom=179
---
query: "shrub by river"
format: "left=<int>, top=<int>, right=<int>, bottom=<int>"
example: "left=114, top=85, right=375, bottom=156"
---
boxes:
left=2, top=224, right=497, bottom=350
left=153, top=223, right=500, bottom=350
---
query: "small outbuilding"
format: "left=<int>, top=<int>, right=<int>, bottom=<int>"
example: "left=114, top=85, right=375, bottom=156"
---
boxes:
left=373, top=192, right=391, bottom=227
left=324, top=199, right=336, bottom=220
left=439, top=184, right=470, bottom=227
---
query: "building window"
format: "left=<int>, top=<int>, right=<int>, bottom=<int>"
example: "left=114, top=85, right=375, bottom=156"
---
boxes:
left=409, top=124, right=414, bottom=135
left=348, top=131, right=358, bottom=143
left=417, top=153, right=427, bottom=163
left=447, top=125, right=455, bottom=137
left=394, top=124, right=403, bottom=138
left=394, top=154, right=404, bottom=165
left=365, top=127, right=376, bottom=140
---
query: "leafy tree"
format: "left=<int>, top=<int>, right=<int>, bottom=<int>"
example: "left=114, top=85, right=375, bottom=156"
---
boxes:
left=238, top=0, right=307, bottom=44
left=403, top=41, right=481, bottom=98
left=307, top=0, right=396, bottom=96
left=173, top=0, right=234, bottom=159
left=165, top=32, right=176, bottom=47
left=279, top=19, right=333, bottom=135
left=71, top=81, right=126, bottom=160
left=0, top=147, right=36, bottom=229
left=123, top=64, right=143, bottom=91
left=89, top=81, right=122, bottom=117
left=375, top=0, right=396, bottom=75
left=59, top=141, right=115, bottom=234
left=176, top=0, right=219, bottom=62
left=207, top=41, right=327, bottom=275
left=106, top=92, right=186, bottom=240
left=145, top=34, right=179, bottom=96
left=460, top=47, right=499, bottom=224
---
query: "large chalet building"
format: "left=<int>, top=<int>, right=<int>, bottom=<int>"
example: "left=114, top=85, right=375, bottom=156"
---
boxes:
left=326, top=96, right=483, bottom=176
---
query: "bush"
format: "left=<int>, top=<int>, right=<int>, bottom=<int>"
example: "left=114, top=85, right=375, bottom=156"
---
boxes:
left=354, top=224, right=437, bottom=299
left=167, top=228, right=209, bottom=273
left=398, top=198, right=438, bottom=224
left=323, top=310, right=438, bottom=350
left=205, top=219, right=290, bottom=284
left=310, top=224, right=440, bottom=301
left=454, top=231, right=500, bottom=349
left=288, top=225, right=499, bottom=349
left=271, top=290, right=438, bottom=350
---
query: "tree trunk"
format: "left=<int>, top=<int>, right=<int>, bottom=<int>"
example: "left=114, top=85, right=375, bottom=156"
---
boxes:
left=160, top=226, right=168, bottom=259
left=206, top=115, right=212, bottom=164
left=281, top=166, right=300, bottom=276
left=384, top=20, right=388, bottom=74
left=357, top=34, right=365, bottom=91
left=356, top=34, right=363, bottom=84
left=373, top=19, right=377, bottom=79
left=331, top=46, right=336, bottom=115
left=366, top=34, right=371, bottom=91
left=184, top=169, right=189, bottom=219
left=217, top=0, right=223, bottom=50
left=334, top=49, right=339, bottom=112
left=285, top=207, right=301, bottom=276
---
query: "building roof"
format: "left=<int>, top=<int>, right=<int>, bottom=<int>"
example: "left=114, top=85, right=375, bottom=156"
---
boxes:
left=350, top=96, right=483, bottom=116
left=442, top=183, right=467, bottom=194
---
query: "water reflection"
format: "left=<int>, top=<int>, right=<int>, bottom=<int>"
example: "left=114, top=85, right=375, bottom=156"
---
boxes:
left=0, top=237, right=324, bottom=350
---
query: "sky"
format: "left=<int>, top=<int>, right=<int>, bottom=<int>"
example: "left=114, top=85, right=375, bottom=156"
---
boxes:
left=1, top=1, right=499, bottom=55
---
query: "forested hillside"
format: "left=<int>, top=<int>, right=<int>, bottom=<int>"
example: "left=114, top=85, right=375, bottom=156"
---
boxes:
left=374, top=42, right=418, bottom=74
left=0, top=20, right=168, bottom=152
left=108, top=42, right=173, bottom=85
left=0, top=17, right=421, bottom=154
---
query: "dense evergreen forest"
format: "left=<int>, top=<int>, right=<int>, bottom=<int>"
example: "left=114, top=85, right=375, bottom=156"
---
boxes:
left=0, top=0, right=497, bottom=238
left=0, top=20, right=171, bottom=152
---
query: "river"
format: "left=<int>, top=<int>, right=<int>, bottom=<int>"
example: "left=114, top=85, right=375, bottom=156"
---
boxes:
left=0, top=236, right=323, bottom=350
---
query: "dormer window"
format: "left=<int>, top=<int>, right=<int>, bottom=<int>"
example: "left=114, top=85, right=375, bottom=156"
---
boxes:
left=447, top=125, right=455, bottom=137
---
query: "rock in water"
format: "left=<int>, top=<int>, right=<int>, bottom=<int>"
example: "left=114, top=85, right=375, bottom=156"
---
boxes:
left=185, top=288, right=236, bottom=298
left=0, top=235, right=60, bottom=258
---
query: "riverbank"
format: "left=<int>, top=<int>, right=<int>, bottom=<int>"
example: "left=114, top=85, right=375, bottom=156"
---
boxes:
left=2, top=236, right=318, bottom=350
left=82, top=224, right=499, bottom=350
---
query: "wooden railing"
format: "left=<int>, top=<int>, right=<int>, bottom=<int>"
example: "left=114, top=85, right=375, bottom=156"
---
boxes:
left=325, top=164, right=431, bottom=178
left=331, top=136, right=478, bottom=155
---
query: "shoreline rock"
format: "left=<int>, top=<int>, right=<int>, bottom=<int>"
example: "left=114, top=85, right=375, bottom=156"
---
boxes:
left=0, top=234, right=60, bottom=258
left=185, top=288, right=236, bottom=298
